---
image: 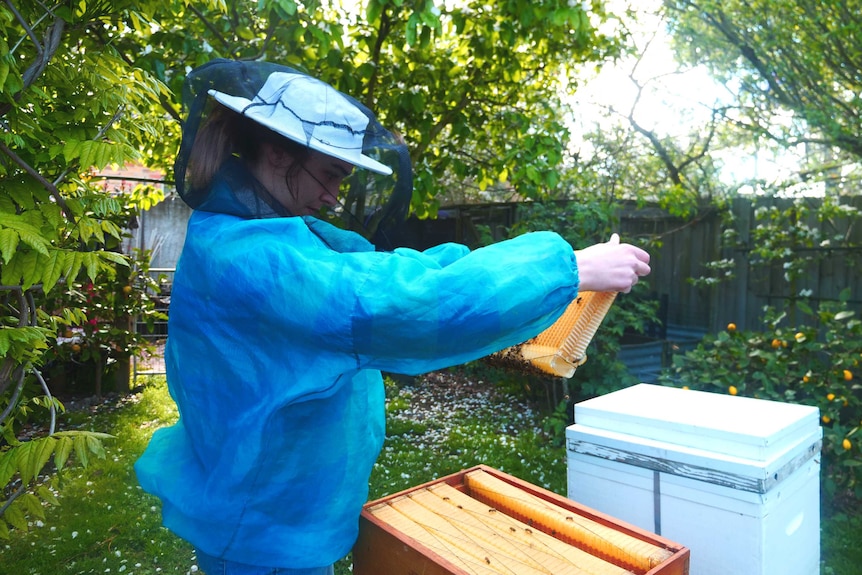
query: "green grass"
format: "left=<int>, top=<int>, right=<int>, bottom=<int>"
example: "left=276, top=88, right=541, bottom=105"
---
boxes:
left=3, top=373, right=861, bottom=575
left=821, top=510, right=862, bottom=575
left=2, top=380, right=195, bottom=575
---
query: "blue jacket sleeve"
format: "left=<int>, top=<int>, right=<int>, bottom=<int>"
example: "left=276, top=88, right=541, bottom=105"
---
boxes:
left=350, top=231, right=579, bottom=374
left=390, top=243, right=471, bottom=269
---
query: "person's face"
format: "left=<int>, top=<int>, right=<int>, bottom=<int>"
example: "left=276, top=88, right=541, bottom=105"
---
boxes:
left=282, top=150, right=355, bottom=216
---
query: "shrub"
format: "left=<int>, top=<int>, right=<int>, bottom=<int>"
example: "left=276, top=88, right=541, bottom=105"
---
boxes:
left=659, top=290, right=862, bottom=502
left=38, top=248, right=168, bottom=397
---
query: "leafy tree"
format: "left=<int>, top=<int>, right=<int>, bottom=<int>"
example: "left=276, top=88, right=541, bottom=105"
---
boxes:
left=337, top=0, right=622, bottom=215
left=113, top=0, right=624, bottom=214
left=547, top=2, right=736, bottom=225
left=664, top=0, right=862, bottom=195
left=0, top=0, right=175, bottom=536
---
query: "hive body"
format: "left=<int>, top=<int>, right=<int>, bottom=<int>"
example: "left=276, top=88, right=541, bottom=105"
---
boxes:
left=353, top=465, right=689, bottom=575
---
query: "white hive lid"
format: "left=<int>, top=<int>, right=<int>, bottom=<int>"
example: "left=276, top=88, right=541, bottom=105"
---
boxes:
left=572, top=383, right=821, bottom=463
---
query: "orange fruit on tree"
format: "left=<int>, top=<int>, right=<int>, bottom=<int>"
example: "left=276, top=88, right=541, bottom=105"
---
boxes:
left=771, top=339, right=781, bottom=349
left=843, top=438, right=852, bottom=450
left=844, top=370, right=853, bottom=381
left=727, top=323, right=737, bottom=332
left=827, top=393, right=835, bottom=401
left=728, top=385, right=738, bottom=396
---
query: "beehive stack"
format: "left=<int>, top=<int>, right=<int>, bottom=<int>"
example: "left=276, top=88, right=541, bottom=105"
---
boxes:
left=488, top=291, right=617, bottom=378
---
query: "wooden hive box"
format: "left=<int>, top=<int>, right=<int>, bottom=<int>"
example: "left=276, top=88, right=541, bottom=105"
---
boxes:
left=354, top=465, right=690, bottom=575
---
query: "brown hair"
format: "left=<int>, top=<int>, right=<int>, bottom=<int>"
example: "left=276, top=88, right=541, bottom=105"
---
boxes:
left=187, top=103, right=310, bottom=191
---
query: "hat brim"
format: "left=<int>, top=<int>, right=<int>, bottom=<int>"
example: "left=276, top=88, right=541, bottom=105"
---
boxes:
left=209, top=89, right=393, bottom=176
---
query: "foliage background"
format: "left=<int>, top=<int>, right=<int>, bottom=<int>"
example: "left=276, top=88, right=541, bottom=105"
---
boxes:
left=2, top=0, right=862, bottom=562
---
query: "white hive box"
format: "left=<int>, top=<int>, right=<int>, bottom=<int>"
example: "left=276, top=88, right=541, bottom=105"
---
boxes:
left=566, top=383, right=822, bottom=575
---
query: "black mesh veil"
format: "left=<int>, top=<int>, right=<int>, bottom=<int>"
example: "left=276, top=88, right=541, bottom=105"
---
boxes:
left=173, top=58, right=412, bottom=249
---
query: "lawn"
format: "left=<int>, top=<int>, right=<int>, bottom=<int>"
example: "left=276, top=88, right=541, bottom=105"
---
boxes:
left=3, top=371, right=860, bottom=574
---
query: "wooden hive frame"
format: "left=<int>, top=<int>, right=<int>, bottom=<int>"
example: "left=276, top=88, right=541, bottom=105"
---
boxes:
left=487, top=291, right=617, bottom=378
left=354, top=465, right=690, bottom=575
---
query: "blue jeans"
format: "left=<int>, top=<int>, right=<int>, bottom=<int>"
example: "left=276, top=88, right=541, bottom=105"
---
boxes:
left=195, top=550, right=334, bottom=575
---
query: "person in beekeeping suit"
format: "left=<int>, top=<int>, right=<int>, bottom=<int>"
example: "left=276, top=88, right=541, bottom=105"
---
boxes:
left=135, top=58, right=650, bottom=575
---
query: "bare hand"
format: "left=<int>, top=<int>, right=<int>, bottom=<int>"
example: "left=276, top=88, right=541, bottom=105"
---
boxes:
left=575, top=233, right=651, bottom=293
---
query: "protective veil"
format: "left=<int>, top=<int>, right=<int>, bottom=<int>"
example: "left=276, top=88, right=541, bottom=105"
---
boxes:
left=173, top=58, right=411, bottom=249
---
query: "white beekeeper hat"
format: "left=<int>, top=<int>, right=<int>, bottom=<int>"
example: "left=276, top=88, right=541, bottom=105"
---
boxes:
left=208, top=72, right=392, bottom=175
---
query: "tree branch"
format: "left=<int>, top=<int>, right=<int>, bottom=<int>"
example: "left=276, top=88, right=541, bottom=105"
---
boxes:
left=0, top=140, right=75, bottom=221
left=364, top=5, right=393, bottom=110
left=187, top=3, right=232, bottom=53
left=0, top=6, right=65, bottom=119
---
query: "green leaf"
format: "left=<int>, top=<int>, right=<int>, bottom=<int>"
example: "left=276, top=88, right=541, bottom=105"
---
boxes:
left=86, top=434, right=107, bottom=460
left=73, top=435, right=89, bottom=468
left=65, top=251, right=84, bottom=282
left=98, top=250, right=130, bottom=266
left=16, top=437, right=56, bottom=485
left=2, top=502, right=26, bottom=532
left=19, top=492, right=46, bottom=521
left=0, top=330, right=9, bottom=357
left=82, top=252, right=101, bottom=281
left=367, top=0, right=382, bottom=22
left=796, top=301, right=814, bottom=315
left=40, top=250, right=67, bottom=293
left=0, top=448, right=18, bottom=488
left=0, top=215, right=49, bottom=255
left=1, top=252, right=24, bottom=288
left=53, top=435, right=73, bottom=471
left=0, top=228, right=19, bottom=263
left=18, top=250, right=39, bottom=290
left=63, top=140, right=120, bottom=171
left=129, top=10, right=144, bottom=34
left=406, top=14, right=419, bottom=46
left=0, top=59, right=9, bottom=89
left=36, top=485, right=60, bottom=506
